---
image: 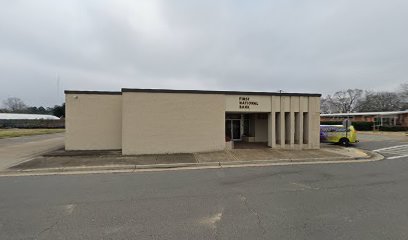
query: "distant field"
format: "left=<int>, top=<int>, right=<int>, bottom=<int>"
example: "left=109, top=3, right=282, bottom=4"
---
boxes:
left=0, top=129, right=65, bottom=139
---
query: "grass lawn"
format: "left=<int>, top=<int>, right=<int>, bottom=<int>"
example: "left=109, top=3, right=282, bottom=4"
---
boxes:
left=0, top=129, right=65, bottom=139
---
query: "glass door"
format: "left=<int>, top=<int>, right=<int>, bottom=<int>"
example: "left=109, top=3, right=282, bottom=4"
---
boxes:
left=226, top=119, right=242, bottom=141
left=232, top=120, right=241, bottom=140
left=225, top=120, right=232, bottom=141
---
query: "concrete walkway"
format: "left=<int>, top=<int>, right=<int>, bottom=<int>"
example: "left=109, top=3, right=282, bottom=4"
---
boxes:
left=0, top=133, right=64, bottom=170
left=7, top=145, right=375, bottom=174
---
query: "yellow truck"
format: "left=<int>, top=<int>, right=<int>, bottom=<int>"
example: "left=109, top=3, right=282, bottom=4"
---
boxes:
left=320, top=125, right=359, bottom=146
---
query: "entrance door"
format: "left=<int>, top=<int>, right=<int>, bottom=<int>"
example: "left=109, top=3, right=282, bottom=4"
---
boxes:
left=225, top=120, right=241, bottom=141
left=232, top=120, right=241, bottom=140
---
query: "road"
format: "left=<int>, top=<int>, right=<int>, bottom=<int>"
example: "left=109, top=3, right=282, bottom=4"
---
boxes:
left=0, top=133, right=64, bottom=170
left=1, top=133, right=408, bottom=239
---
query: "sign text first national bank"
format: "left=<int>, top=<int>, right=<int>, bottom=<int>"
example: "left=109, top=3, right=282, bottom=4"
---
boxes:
left=239, top=97, right=259, bottom=109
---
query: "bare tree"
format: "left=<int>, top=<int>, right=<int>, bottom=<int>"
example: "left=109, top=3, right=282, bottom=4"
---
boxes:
left=2, top=97, right=28, bottom=112
left=398, top=83, right=408, bottom=102
left=320, top=95, right=336, bottom=113
left=325, top=89, right=363, bottom=113
left=358, top=91, right=402, bottom=112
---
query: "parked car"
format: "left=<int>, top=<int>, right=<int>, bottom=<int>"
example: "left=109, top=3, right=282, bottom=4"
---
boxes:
left=320, top=125, right=359, bottom=146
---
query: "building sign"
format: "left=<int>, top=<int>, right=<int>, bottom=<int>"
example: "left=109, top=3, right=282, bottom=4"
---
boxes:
left=239, top=97, right=259, bottom=109
left=225, top=95, right=270, bottom=112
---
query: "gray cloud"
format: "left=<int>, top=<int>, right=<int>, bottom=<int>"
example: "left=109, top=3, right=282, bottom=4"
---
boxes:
left=0, top=0, right=407, bottom=106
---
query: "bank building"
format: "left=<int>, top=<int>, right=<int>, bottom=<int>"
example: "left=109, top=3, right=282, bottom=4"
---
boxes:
left=65, top=88, right=321, bottom=155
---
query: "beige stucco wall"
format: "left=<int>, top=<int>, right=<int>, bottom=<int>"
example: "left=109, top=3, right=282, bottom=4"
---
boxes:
left=308, top=96, right=321, bottom=149
left=122, top=92, right=225, bottom=155
left=265, top=95, right=320, bottom=149
left=254, top=118, right=268, bottom=142
left=65, top=94, right=122, bottom=150
left=225, top=94, right=320, bottom=149
left=65, top=90, right=321, bottom=153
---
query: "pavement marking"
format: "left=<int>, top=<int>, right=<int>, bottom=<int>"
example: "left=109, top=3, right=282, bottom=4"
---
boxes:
left=199, top=209, right=223, bottom=229
left=373, top=144, right=408, bottom=152
left=379, top=148, right=408, bottom=153
left=388, top=155, right=408, bottom=160
left=373, top=144, right=408, bottom=159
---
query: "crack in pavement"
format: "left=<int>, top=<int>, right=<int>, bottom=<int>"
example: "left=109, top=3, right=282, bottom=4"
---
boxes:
left=239, top=193, right=267, bottom=236
left=35, top=220, right=60, bottom=239
left=33, top=204, right=76, bottom=239
left=149, top=234, right=162, bottom=240
left=291, top=182, right=320, bottom=191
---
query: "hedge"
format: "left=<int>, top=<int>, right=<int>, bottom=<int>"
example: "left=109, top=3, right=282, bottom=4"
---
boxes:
left=320, top=121, right=373, bottom=131
left=379, top=126, right=408, bottom=132
left=320, top=121, right=408, bottom=131
left=352, top=122, right=374, bottom=131
left=0, top=119, right=65, bottom=129
left=320, top=121, right=342, bottom=125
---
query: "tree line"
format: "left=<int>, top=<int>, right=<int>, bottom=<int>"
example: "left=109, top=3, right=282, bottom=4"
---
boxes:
left=0, top=97, right=65, bottom=118
left=3, top=84, right=406, bottom=117
left=321, top=83, right=408, bottom=113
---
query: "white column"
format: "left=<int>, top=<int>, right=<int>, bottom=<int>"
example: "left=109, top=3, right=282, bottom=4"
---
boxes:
left=290, top=111, right=295, bottom=149
left=280, top=111, right=285, bottom=149
left=268, top=112, right=276, bottom=148
left=299, top=112, right=304, bottom=150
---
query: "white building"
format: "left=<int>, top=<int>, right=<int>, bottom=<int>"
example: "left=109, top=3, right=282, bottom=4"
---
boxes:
left=0, top=113, right=60, bottom=120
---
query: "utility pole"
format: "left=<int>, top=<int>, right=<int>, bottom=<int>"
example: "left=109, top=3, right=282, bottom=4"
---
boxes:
left=56, top=73, right=61, bottom=104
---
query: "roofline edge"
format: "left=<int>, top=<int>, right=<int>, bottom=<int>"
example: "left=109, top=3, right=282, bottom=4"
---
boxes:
left=121, top=88, right=321, bottom=97
left=64, top=90, right=122, bottom=95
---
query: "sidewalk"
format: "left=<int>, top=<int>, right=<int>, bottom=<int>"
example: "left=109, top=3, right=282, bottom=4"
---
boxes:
left=2, top=146, right=379, bottom=175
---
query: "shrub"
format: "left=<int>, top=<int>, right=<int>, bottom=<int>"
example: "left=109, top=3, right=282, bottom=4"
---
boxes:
left=320, top=121, right=373, bottom=131
left=352, top=122, right=373, bottom=131
left=0, top=119, right=64, bottom=129
left=379, top=126, right=408, bottom=132
left=320, top=121, right=342, bottom=125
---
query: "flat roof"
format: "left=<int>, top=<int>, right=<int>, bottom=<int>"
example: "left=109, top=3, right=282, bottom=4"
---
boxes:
left=65, top=88, right=321, bottom=97
left=64, top=90, right=122, bottom=95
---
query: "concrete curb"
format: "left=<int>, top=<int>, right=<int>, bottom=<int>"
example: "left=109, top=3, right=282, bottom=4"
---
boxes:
left=0, top=149, right=385, bottom=177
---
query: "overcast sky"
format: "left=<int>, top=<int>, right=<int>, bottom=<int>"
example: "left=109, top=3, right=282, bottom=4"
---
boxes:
left=1, top=0, right=407, bottom=107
